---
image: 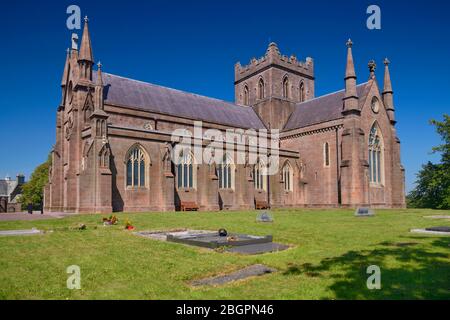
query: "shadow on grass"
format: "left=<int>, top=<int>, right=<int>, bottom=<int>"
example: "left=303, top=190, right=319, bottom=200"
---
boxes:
left=284, top=238, right=450, bottom=299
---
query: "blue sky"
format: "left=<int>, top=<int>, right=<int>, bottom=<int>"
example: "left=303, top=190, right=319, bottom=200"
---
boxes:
left=1, top=0, right=449, bottom=192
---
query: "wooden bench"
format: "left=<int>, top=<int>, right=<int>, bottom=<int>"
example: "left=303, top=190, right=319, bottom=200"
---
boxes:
left=255, top=200, right=269, bottom=210
left=180, top=201, right=199, bottom=212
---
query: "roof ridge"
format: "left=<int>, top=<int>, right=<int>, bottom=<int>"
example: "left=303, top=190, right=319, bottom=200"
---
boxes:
left=102, top=72, right=249, bottom=110
left=283, top=81, right=370, bottom=132
left=295, top=81, right=369, bottom=106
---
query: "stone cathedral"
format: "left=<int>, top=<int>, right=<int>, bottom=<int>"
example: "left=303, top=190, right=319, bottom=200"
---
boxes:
left=44, top=18, right=406, bottom=213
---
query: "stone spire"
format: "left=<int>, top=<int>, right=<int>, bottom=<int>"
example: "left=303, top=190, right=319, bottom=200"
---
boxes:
left=79, top=16, right=93, bottom=63
left=61, top=48, right=70, bottom=87
left=343, top=39, right=359, bottom=114
left=382, top=58, right=396, bottom=124
left=78, top=16, right=94, bottom=82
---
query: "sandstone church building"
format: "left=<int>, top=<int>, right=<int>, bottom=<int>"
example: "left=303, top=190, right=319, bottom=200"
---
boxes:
left=44, top=17, right=406, bottom=213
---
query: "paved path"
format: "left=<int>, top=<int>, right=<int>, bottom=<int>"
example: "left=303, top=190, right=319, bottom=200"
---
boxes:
left=0, top=212, right=77, bottom=221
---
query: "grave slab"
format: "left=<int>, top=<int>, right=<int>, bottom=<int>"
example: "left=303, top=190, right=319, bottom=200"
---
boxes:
left=166, top=231, right=273, bottom=249
left=423, top=215, right=450, bottom=220
left=0, top=228, right=42, bottom=236
left=410, top=228, right=450, bottom=236
left=190, top=264, right=276, bottom=286
left=226, top=242, right=290, bottom=255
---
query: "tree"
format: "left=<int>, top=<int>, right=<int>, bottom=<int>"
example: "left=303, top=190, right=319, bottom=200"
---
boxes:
left=19, top=153, right=52, bottom=209
left=407, top=114, right=450, bottom=209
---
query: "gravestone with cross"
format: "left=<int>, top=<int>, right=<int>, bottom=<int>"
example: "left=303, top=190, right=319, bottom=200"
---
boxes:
left=256, top=211, right=274, bottom=223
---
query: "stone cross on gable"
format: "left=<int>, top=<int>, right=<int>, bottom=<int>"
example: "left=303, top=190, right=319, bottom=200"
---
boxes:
left=368, top=60, right=376, bottom=72
left=368, top=60, right=376, bottom=78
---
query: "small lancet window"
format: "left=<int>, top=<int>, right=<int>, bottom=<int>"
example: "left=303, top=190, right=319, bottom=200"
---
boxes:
left=299, top=81, right=305, bottom=102
left=244, top=85, right=249, bottom=105
left=282, top=76, right=289, bottom=99
left=324, top=142, right=330, bottom=167
left=282, top=163, right=293, bottom=192
left=258, top=78, right=265, bottom=100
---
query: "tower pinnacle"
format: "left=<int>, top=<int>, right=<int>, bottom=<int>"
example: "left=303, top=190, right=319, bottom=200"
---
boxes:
left=345, top=39, right=356, bottom=80
left=79, top=16, right=93, bottom=62
left=343, top=39, right=359, bottom=114
left=383, top=58, right=395, bottom=125
left=96, top=61, right=103, bottom=86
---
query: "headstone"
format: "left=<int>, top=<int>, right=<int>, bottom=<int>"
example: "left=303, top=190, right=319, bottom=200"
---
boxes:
left=257, top=211, right=274, bottom=222
left=355, top=207, right=375, bottom=217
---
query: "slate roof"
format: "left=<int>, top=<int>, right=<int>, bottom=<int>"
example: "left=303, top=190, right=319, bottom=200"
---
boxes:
left=95, top=73, right=266, bottom=130
left=93, top=72, right=371, bottom=133
left=283, top=82, right=371, bottom=131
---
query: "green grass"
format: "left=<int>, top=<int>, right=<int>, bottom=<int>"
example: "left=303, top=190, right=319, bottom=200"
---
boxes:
left=0, top=209, right=449, bottom=300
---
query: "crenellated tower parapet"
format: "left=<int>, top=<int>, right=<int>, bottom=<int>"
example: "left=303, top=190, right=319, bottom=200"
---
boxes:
left=234, top=42, right=315, bottom=107
left=235, top=43, right=314, bottom=83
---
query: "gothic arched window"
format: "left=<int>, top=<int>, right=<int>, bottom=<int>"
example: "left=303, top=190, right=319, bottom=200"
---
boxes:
left=282, top=76, right=289, bottom=99
left=253, top=158, right=267, bottom=191
left=244, top=85, right=249, bottom=105
left=258, top=78, right=265, bottom=100
left=218, top=153, right=234, bottom=189
left=126, top=145, right=148, bottom=188
left=299, top=81, right=305, bottom=102
left=368, top=123, right=384, bottom=184
left=324, top=142, right=330, bottom=167
left=282, top=162, right=293, bottom=192
left=177, top=150, right=195, bottom=189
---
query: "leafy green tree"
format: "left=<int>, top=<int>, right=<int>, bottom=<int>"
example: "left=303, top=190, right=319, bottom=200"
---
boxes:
left=407, top=114, right=450, bottom=209
left=19, top=153, right=52, bottom=209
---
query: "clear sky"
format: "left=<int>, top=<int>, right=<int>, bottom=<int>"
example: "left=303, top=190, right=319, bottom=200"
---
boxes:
left=1, top=0, right=449, bottom=192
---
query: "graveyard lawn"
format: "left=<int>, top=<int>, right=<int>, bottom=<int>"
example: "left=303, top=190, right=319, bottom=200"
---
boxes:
left=0, top=209, right=449, bottom=300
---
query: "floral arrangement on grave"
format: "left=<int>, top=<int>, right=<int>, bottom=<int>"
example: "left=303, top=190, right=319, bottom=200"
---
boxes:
left=124, top=219, right=135, bottom=231
left=78, top=223, right=87, bottom=230
left=103, top=215, right=118, bottom=226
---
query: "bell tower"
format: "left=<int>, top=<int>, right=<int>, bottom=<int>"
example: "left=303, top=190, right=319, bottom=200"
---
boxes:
left=234, top=42, right=314, bottom=106
left=234, top=43, right=314, bottom=129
